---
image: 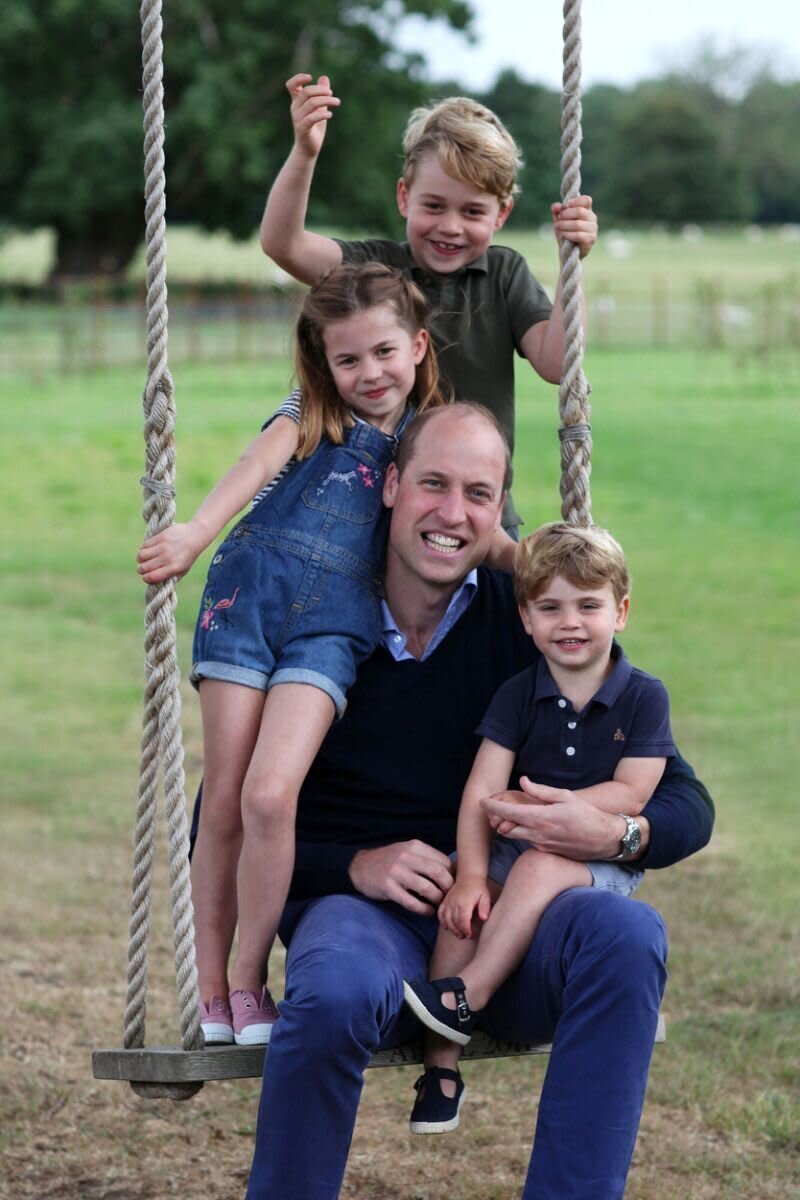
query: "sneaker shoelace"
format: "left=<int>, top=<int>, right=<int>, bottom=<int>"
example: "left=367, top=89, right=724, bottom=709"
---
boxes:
left=236, top=989, right=278, bottom=1018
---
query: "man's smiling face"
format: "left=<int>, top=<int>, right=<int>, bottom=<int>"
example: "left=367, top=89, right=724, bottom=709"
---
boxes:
left=383, top=406, right=507, bottom=596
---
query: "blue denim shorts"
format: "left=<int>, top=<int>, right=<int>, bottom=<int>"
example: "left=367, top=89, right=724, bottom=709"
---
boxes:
left=487, top=835, right=643, bottom=897
left=190, top=528, right=381, bottom=717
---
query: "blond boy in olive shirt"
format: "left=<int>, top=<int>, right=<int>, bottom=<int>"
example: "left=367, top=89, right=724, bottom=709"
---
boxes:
left=260, top=74, right=598, bottom=533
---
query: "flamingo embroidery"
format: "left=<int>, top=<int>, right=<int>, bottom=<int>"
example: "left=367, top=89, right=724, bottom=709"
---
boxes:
left=201, top=586, right=240, bottom=631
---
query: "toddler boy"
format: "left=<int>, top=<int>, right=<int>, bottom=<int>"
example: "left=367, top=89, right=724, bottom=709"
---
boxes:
left=402, top=522, right=675, bottom=1133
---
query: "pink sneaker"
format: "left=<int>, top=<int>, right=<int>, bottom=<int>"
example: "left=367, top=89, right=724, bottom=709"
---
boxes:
left=230, top=987, right=279, bottom=1046
left=199, top=994, right=234, bottom=1045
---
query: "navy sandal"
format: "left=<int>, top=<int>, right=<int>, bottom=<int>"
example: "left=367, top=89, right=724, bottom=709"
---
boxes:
left=409, top=1067, right=467, bottom=1135
left=402, top=976, right=477, bottom=1045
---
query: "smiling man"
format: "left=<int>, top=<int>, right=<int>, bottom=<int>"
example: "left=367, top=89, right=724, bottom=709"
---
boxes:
left=244, top=404, right=714, bottom=1200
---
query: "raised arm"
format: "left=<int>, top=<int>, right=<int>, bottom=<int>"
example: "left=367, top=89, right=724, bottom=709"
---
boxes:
left=484, top=526, right=518, bottom=574
left=519, top=194, right=597, bottom=382
left=259, top=73, right=344, bottom=284
left=136, top=415, right=299, bottom=583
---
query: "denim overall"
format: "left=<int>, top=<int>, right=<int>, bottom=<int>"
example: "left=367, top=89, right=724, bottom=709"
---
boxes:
left=192, top=409, right=412, bottom=715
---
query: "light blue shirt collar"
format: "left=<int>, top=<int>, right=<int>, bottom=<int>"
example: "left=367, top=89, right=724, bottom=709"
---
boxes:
left=381, top=569, right=479, bottom=662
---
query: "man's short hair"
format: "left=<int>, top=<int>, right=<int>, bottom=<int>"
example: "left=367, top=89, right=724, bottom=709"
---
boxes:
left=402, top=97, right=522, bottom=205
left=514, top=522, right=631, bottom=606
left=395, top=402, right=512, bottom=493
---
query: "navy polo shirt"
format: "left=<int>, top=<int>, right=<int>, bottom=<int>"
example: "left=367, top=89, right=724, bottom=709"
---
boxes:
left=476, top=643, right=675, bottom=790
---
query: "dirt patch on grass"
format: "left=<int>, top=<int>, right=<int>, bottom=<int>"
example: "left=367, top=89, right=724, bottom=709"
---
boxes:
left=1, top=817, right=796, bottom=1199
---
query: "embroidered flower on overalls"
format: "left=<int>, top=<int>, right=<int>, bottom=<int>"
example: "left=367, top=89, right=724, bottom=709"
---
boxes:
left=200, top=587, right=240, bottom=632
left=357, top=463, right=380, bottom=488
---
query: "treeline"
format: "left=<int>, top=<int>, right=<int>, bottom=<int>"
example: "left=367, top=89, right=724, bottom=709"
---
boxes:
left=1, top=1, right=797, bottom=278
left=484, top=68, right=800, bottom=232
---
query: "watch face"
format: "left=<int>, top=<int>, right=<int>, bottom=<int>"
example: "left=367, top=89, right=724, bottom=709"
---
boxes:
left=624, top=821, right=642, bottom=856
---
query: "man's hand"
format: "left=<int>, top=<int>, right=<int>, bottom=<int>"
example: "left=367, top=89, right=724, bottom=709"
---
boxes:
left=286, top=73, right=340, bottom=160
left=438, top=875, right=492, bottom=939
left=551, top=194, right=598, bottom=259
left=482, top=777, right=639, bottom=861
left=348, top=840, right=454, bottom=915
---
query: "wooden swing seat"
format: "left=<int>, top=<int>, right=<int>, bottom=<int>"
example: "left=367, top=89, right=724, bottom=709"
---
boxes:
left=92, top=1015, right=665, bottom=1095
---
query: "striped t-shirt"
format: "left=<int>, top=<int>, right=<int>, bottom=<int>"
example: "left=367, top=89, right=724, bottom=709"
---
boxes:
left=251, top=389, right=302, bottom=509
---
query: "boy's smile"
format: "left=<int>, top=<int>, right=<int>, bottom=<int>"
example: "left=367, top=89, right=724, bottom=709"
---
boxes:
left=397, top=153, right=512, bottom=277
left=519, top=575, right=630, bottom=688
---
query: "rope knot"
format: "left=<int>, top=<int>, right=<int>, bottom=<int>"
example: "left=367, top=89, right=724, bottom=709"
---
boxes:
left=558, top=422, right=592, bottom=445
left=140, top=475, right=176, bottom=498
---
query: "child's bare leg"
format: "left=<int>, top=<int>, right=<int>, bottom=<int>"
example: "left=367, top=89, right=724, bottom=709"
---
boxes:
left=421, top=878, right=503, bottom=1086
left=422, top=925, right=482, bottom=1087
left=193, top=680, right=265, bottom=1001
left=458, top=850, right=591, bottom=1011
left=231, top=683, right=335, bottom=993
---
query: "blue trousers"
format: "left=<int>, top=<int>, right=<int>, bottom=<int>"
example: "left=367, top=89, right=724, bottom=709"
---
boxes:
left=246, top=888, right=667, bottom=1200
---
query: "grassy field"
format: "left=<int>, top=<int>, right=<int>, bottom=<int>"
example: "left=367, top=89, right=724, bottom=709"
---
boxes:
left=0, top=346, right=798, bottom=1198
left=2, top=224, right=800, bottom=373
left=3, top=222, right=800, bottom=291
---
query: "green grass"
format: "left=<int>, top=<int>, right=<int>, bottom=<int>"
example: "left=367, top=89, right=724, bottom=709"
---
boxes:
left=1, top=348, right=798, bottom=1197
left=3, top=224, right=800, bottom=372
left=3, top=222, right=800, bottom=290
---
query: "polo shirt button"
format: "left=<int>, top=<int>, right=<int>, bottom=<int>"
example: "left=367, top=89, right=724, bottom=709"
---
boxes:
left=558, top=699, right=567, bottom=709
left=566, top=746, right=576, bottom=756
left=568, top=721, right=577, bottom=729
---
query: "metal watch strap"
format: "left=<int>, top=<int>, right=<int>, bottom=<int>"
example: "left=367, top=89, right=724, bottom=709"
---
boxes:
left=612, top=813, right=641, bottom=862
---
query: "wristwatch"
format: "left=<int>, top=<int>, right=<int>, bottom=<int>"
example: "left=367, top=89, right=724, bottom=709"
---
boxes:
left=612, top=814, right=642, bottom=862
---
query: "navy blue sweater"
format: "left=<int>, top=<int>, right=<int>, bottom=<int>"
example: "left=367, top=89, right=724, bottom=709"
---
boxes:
left=290, top=569, right=714, bottom=898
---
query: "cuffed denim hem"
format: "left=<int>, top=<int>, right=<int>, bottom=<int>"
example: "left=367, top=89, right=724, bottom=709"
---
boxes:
left=190, top=660, right=268, bottom=692
left=269, top=668, right=347, bottom=718
left=587, top=861, right=643, bottom=895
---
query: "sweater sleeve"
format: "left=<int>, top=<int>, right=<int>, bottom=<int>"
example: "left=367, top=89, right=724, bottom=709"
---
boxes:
left=637, top=750, right=714, bottom=869
left=289, top=841, right=360, bottom=900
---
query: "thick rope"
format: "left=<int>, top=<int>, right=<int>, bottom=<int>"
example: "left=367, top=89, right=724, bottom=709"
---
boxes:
left=559, top=0, right=592, bottom=526
left=124, top=0, right=202, bottom=1061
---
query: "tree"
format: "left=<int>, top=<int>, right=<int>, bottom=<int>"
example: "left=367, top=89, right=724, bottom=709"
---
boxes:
left=478, top=70, right=560, bottom=226
left=581, top=84, right=631, bottom=220
left=0, top=0, right=472, bottom=277
left=604, top=84, right=751, bottom=226
left=737, top=79, right=800, bottom=223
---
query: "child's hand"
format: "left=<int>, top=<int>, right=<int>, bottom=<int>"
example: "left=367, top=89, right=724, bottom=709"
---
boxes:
left=285, top=73, right=340, bottom=160
left=137, top=522, right=206, bottom=583
left=438, top=876, right=492, bottom=939
left=551, top=194, right=598, bottom=259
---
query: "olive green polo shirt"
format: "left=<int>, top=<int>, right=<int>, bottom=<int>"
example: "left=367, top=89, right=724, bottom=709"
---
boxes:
left=336, top=239, right=552, bottom=530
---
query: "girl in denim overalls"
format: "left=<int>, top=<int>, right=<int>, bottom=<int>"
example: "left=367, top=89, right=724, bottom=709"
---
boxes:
left=138, top=264, right=447, bottom=1045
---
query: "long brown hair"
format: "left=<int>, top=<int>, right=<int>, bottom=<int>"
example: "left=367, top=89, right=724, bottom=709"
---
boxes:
left=294, top=262, right=448, bottom=459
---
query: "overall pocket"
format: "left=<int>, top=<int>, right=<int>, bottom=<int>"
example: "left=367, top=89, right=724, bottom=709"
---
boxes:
left=300, top=448, right=385, bottom=525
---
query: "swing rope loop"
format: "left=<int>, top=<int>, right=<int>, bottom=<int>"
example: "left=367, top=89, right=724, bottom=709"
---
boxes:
left=558, top=0, right=592, bottom=527
left=124, top=0, right=203, bottom=1062
left=117, top=0, right=592, bottom=1090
